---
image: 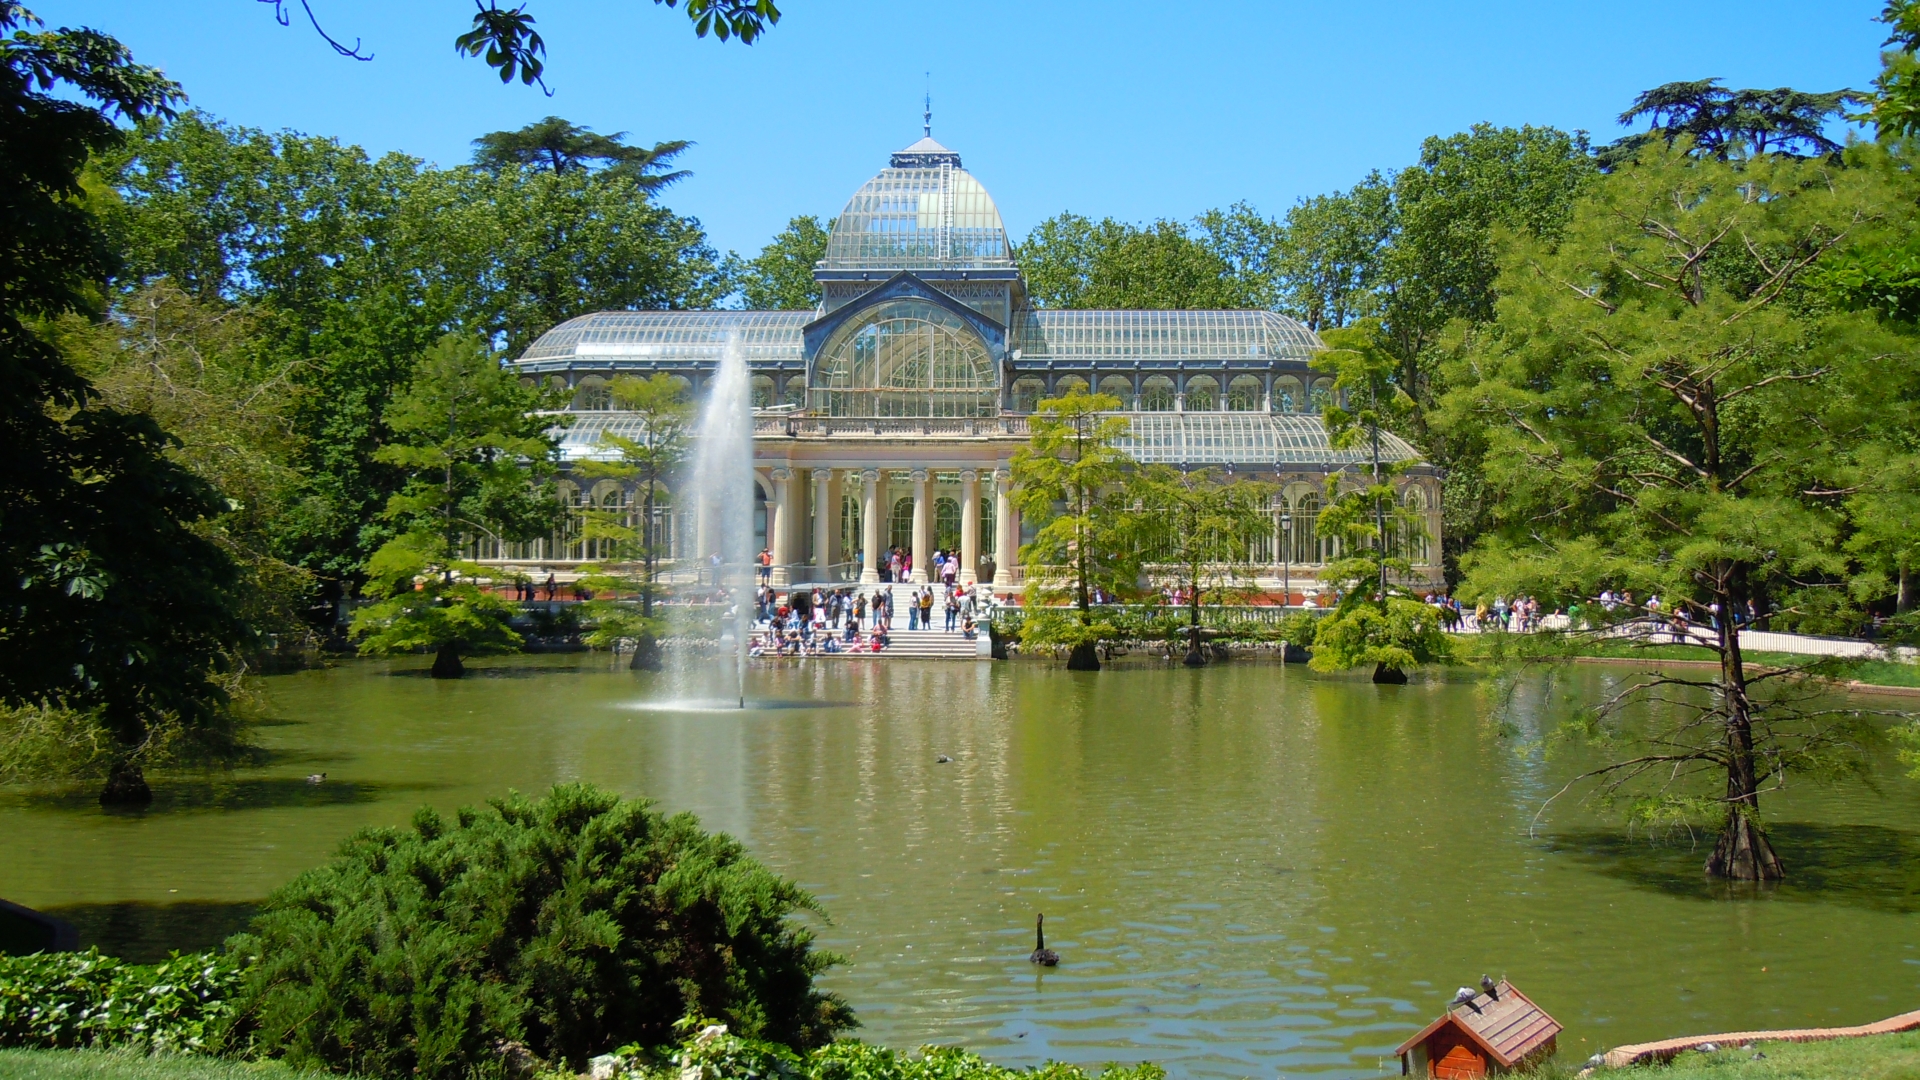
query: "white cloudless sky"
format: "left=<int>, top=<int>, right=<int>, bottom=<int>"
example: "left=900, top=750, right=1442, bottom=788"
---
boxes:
left=50, top=1, right=1889, bottom=258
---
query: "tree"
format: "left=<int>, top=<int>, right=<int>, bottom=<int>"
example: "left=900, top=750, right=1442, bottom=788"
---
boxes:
left=349, top=335, right=560, bottom=678
left=0, top=4, right=260, bottom=805
left=729, top=215, right=830, bottom=310
left=472, top=116, right=692, bottom=191
left=1264, top=178, right=1395, bottom=332
left=264, top=0, right=780, bottom=91
left=576, top=374, right=695, bottom=669
left=1132, top=467, right=1272, bottom=666
left=1435, top=142, right=1908, bottom=880
left=1305, top=323, right=1443, bottom=684
left=1010, top=389, right=1136, bottom=670
left=1866, top=1, right=1920, bottom=140
left=1016, top=215, right=1257, bottom=310
left=1603, top=79, right=1865, bottom=165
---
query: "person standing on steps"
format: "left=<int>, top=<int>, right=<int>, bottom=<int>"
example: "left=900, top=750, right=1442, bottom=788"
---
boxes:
left=920, top=587, right=934, bottom=630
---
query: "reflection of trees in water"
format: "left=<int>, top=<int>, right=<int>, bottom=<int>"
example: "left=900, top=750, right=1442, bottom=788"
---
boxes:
left=45, top=900, right=260, bottom=963
left=11, top=777, right=446, bottom=815
left=1547, top=822, right=1920, bottom=914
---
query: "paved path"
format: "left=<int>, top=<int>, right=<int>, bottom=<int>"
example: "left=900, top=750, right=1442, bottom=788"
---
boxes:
left=1596, top=1007, right=1920, bottom=1068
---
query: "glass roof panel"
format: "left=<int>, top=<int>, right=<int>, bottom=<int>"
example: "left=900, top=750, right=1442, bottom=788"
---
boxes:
left=1111, top=412, right=1420, bottom=466
left=517, top=311, right=811, bottom=366
left=821, top=166, right=1014, bottom=271
left=1012, top=310, right=1324, bottom=363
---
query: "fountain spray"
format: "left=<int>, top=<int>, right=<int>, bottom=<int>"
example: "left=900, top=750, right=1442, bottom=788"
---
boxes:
left=686, top=333, right=755, bottom=708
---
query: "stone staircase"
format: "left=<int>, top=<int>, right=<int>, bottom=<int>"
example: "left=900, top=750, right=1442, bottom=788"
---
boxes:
left=752, top=582, right=981, bottom=660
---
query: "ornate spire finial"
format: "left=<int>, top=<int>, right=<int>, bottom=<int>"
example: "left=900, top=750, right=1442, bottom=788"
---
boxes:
left=924, top=72, right=932, bottom=138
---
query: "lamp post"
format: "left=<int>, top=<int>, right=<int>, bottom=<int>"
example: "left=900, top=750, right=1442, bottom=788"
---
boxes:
left=1281, top=510, right=1292, bottom=608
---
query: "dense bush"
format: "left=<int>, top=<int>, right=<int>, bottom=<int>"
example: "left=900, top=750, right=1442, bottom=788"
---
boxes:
left=0, top=949, right=242, bottom=1053
left=222, top=783, right=853, bottom=1079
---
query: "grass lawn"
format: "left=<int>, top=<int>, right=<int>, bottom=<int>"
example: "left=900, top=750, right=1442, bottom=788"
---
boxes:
left=0, top=1050, right=330, bottom=1080
left=1523, top=1031, right=1920, bottom=1078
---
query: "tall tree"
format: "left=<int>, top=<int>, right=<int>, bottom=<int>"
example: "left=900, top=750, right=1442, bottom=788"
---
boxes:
left=349, top=335, right=560, bottom=678
left=576, top=373, right=695, bottom=670
left=1304, top=323, right=1444, bottom=684
left=472, top=116, right=692, bottom=191
left=0, top=3, right=256, bottom=804
left=1265, top=177, right=1395, bottom=332
left=1437, top=142, right=1907, bottom=880
left=1016, top=215, right=1256, bottom=310
left=729, top=215, right=830, bottom=310
left=1010, top=388, right=1136, bottom=671
left=1603, top=79, right=1865, bottom=165
left=1132, top=467, right=1273, bottom=666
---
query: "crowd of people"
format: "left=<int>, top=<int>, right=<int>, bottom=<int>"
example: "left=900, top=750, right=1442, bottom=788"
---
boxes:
left=748, top=578, right=994, bottom=658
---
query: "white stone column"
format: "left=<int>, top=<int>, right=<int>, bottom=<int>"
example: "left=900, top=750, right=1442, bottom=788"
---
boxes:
left=992, top=469, right=1014, bottom=587
left=959, top=469, right=980, bottom=586
left=826, top=470, right=844, bottom=567
left=812, top=468, right=832, bottom=582
left=769, top=468, right=793, bottom=587
left=859, top=470, right=881, bottom=584
left=909, top=469, right=930, bottom=583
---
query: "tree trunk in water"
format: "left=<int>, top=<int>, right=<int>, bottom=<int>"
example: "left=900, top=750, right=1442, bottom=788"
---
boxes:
left=1066, top=642, right=1101, bottom=671
left=99, top=759, right=152, bottom=806
left=1183, top=623, right=1206, bottom=667
left=1706, top=567, right=1783, bottom=881
left=1706, top=806, right=1783, bottom=880
left=628, top=631, right=663, bottom=671
left=431, top=643, right=465, bottom=679
left=1371, top=662, right=1407, bottom=684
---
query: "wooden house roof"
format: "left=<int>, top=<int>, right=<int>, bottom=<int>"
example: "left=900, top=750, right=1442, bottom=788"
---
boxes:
left=1393, top=980, right=1561, bottom=1067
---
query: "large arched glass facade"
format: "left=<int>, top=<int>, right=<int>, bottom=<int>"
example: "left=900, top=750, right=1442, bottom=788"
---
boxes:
left=811, top=299, right=998, bottom=417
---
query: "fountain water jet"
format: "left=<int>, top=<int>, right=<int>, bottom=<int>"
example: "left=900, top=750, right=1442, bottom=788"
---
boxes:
left=677, top=333, right=755, bottom=707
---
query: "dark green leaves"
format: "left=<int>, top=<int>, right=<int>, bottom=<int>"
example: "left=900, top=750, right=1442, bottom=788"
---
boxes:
left=455, top=2, right=548, bottom=91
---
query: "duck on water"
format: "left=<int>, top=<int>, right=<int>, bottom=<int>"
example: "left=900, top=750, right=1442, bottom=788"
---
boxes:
left=1030, top=913, right=1059, bottom=966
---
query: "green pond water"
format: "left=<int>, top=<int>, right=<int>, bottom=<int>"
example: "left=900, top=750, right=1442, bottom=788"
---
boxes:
left=3, top=655, right=1919, bottom=1078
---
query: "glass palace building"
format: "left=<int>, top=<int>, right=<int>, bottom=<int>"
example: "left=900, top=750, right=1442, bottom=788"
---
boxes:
left=504, top=136, right=1442, bottom=593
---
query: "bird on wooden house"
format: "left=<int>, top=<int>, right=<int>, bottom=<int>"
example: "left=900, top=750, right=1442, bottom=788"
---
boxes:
left=1450, top=987, right=1482, bottom=1013
left=1030, top=914, right=1059, bottom=966
left=1481, top=975, right=1499, bottom=1001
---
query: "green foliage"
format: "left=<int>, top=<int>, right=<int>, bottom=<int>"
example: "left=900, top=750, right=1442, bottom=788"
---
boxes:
left=0, top=13, right=253, bottom=800
left=445, top=0, right=779, bottom=91
left=1131, top=467, right=1273, bottom=655
left=1307, top=597, right=1448, bottom=674
left=1011, top=390, right=1138, bottom=659
left=348, top=335, right=558, bottom=672
left=224, top=783, right=852, bottom=1079
left=730, top=217, right=831, bottom=311
left=472, top=117, right=692, bottom=191
left=0, top=948, right=243, bottom=1054
left=590, top=1028, right=1164, bottom=1080
left=1015, top=214, right=1255, bottom=310
left=1607, top=79, right=1865, bottom=163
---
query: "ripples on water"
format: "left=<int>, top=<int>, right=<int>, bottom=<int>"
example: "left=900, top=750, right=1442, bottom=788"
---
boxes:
left=2, top=654, right=1917, bottom=1079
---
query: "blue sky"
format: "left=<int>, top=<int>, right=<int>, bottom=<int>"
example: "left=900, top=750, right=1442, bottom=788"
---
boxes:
left=54, top=1, right=1889, bottom=258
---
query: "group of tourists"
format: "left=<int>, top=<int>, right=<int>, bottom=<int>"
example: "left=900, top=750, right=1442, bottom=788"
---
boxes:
left=749, top=581, right=990, bottom=658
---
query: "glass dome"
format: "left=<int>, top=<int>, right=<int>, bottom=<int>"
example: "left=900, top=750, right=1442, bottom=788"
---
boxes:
left=821, top=141, right=1014, bottom=271
left=811, top=299, right=998, bottom=417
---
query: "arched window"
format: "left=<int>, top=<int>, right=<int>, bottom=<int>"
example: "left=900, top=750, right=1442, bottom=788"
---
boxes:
left=813, top=299, right=998, bottom=417
left=574, top=376, right=611, bottom=411
left=1288, top=491, right=1324, bottom=565
left=782, top=375, right=807, bottom=408
left=890, top=497, right=915, bottom=553
left=1227, top=375, right=1263, bottom=412
left=1400, top=486, right=1431, bottom=566
left=1310, top=377, right=1336, bottom=412
left=1055, top=375, right=1089, bottom=398
left=1273, top=376, right=1303, bottom=413
left=1012, top=377, right=1046, bottom=413
left=1140, top=375, right=1176, bottom=412
left=750, top=374, right=776, bottom=409
left=934, top=496, right=961, bottom=552
left=1098, top=375, right=1134, bottom=408
left=1183, top=375, right=1219, bottom=411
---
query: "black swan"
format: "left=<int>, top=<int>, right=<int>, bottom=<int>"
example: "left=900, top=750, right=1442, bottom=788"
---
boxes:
left=1029, top=913, right=1059, bottom=966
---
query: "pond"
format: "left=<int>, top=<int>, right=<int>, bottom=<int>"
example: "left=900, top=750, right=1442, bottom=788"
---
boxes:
left=2, top=655, right=1918, bottom=1079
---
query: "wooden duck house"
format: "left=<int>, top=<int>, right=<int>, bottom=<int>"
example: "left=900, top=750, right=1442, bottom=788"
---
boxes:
left=1394, top=980, right=1560, bottom=1078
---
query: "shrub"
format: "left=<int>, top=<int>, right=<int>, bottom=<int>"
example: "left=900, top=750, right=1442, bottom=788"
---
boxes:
left=588, top=1024, right=1166, bottom=1080
left=0, top=948, right=243, bottom=1053
left=222, top=783, right=853, bottom=1079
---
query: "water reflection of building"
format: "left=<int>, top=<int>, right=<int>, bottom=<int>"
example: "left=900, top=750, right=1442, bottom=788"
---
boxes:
left=500, top=136, right=1441, bottom=593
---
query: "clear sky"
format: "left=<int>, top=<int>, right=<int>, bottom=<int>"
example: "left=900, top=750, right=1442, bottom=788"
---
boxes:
left=52, top=1, right=1889, bottom=258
